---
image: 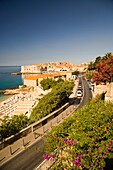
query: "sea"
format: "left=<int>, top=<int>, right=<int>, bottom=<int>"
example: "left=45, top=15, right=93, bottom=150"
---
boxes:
left=0, top=66, right=23, bottom=102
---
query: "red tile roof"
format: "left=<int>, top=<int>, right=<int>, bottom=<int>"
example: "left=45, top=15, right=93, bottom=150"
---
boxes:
left=24, top=72, right=67, bottom=80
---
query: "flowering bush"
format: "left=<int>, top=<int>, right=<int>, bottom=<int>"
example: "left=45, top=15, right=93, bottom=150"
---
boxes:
left=44, top=98, right=113, bottom=169
left=92, top=55, right=113, bottom=84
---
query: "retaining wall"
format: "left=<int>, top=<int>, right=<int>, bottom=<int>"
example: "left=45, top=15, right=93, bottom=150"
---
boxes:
left=93, top=83, right=113, bottom=101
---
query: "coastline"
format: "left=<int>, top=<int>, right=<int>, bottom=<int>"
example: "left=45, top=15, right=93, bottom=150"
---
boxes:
left=0, top=94, right=13, bottom=103
left=0, top=88, right=19, bottom=103
left=0, top=88, right=19, bottom=104
left=0, top=86, right=32, bottom=94
left=0, top=86, right=33, bottom=104
left=11, top=72, right=22, bottom=75
left=0, top=88, right=21, bottom=95
left=0, top=66, right=23, bottom=104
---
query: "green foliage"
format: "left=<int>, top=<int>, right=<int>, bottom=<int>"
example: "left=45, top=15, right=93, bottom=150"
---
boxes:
left=44, top=116, right=75, bottom=153
left=45, top=97, right=113, bottom=169
left=103, top=52, right=112, bottom=60
left=94, top=56, right=102, bottom=67
left=72, top=70, right=80, bottom=76
left=40, top=78, right=55, bottom=90
left=30, top=80, right=74, bottom=123
left=88, top=61, right=95, bottom=71
left=92, top=55, right=113, bottom=84
left=87, top=52, right=113, bottom=84
left=85, top=71, right=95, bottom=80
left=40, top=78, right=65, bottom=90
left=87, top=52, right=113, bottom=71
left=0, top=114, right=29, bottom=141
left=55, top=78, right=64, bottom=84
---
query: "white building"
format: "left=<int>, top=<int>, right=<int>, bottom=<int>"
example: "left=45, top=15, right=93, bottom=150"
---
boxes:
left=21, top=65, right=47, bottom=74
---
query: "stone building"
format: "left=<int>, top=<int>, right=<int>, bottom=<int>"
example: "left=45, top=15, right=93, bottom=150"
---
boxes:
left=23, top=71, right=74, bottom=87
left=21, top=64, right=47, bottom=74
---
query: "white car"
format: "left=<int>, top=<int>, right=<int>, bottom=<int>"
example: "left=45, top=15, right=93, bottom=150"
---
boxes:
left=77, top=90, right=83, bottom=97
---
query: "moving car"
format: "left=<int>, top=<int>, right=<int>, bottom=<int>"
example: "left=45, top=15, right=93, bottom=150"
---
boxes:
left=77, top=90, right=83, bottom=97
left=78, top=87, right=83, bottom=91
left=78, top=84, right=82, bottom=88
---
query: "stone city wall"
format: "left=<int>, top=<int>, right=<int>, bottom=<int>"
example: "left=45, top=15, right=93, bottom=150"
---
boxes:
left=93, top=83, right=113, bottom=101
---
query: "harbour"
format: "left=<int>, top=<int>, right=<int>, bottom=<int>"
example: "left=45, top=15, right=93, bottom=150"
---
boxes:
left=11, top=72, right=22, bottom=75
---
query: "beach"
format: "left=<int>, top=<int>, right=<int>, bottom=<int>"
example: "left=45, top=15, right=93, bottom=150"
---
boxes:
left=0, top=85, right=51, bottom=119
left=0, top=88, right=37, bottom=119
left=0, top=86, right=32, bottom=103
left=0, top=66, right=51, bottom=118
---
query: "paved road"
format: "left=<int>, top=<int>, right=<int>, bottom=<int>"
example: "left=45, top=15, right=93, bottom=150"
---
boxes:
left=78, top=77, right=92, bottom=108
left=0, top=137, right=45, bottom=170
left=0, top=77, right=92, bottom=170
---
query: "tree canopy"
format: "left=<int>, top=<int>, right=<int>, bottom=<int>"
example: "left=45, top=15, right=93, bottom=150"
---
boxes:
left=92, top=55, right=113, bottom=84
left=40, top=78, right=55, bottom=90
left=40, top=78, right=65, bottom=90
left=85, top=70, right=95, bottom=80
left=0, top=114, right=29, bottom=141
left=30, top=80, right=74, bottom=123
left=86, top=53, right=113, bottom=84
left=72, top=70, right=80, bottom=76
left=87, top=52, right=112, bottom=71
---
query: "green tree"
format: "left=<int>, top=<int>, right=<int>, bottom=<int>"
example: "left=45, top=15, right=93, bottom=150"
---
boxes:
left=103, top=52, right=112, bottom=60
left=94, top=56, right=102, bottom=67
left=93, top=55, right=113, bottom=84
left=72, top=70, right=80, bottom=76
left=85, top=70, right=95, bottom=80
left=40, top=78, right=65, bottom=90
left=40, top=78, right=55, bottom=90
left=0, top=114, right=29, bottom=141
left=88, top=61, right=95, bottom=70
left=30, top=80, right=74, bottom=123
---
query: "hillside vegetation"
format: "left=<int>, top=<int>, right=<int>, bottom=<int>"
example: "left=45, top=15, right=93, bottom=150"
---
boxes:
left=30, top=80, right=74, bottom=123
left=0, top=114, right=29, bottom=141
left=45, top=95, right=113, bottom=170
left=0, top=79, right=74, bottom=141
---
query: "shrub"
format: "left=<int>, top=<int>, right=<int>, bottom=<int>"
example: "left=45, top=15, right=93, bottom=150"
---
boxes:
left=44, top=98, right=113, bottom=170
left=0, top=114, right=29, bottom=141
left=30, top=80, right=74, bottom=123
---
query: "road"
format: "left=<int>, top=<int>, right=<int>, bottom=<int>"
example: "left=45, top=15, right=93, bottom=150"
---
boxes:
left=78, top=77, right=92, bottom=108
left=0, top=137, right=45, bottom=170
left=0, top=78, right=92, bottom=170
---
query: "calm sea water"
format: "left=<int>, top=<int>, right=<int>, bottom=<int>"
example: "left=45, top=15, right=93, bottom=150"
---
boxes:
left=0, top=66, right=23, bottom=102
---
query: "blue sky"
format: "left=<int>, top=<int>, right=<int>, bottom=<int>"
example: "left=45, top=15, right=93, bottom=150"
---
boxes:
left=0, top=0, right=113, bottom=66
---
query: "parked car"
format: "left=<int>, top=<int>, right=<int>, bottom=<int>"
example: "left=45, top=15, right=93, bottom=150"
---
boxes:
left=78, top=87, right=83, bottom=92
left=78, top=84, right=82, bottom=88
left=77, top=90, right=83, bottom=97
